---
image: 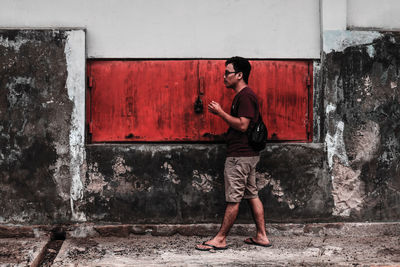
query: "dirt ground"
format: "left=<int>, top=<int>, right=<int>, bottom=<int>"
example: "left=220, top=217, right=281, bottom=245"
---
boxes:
left=0, top=237, right=48, bottom=267
left=0, top=223, right=400, bottom=266
left=50, top=234, right=400, bottom=267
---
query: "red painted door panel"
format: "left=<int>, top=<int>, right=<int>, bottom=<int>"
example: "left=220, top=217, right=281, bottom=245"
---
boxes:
left=87, top=60, right=312, bottom=142
left=197, top=60, right=235, bottom=139
left=197, top=60, right=312, bottom=141
left=251, top=60, right=312, bottom=141
left=88, top=60, right=200, bottom=142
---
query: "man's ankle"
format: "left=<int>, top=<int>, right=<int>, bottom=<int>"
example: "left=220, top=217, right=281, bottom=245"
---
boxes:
left=256, top=232, right=267, bottom=239
left=214, top=234, right=227, bottom=243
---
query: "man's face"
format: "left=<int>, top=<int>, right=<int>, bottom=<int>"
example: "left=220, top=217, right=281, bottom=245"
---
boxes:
left=224, top=63, right=239, bottom=89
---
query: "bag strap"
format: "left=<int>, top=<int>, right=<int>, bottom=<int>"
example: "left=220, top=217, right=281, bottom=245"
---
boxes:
left=246, top=98, right=261, bottom=135
left=254, top=98, right=262, bottom=124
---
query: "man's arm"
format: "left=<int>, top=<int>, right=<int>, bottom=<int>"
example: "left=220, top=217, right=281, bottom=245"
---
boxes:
left=208, top=101, right=250, bottom=132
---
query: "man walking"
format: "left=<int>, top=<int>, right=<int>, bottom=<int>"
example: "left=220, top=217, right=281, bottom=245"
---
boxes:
left=195, top=57, right=271, bottom=251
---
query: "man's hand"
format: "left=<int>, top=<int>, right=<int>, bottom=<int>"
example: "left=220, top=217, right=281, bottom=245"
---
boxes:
left=208, top=100, right=250, bottom=132
left=208, top=101, right=223, bottom=115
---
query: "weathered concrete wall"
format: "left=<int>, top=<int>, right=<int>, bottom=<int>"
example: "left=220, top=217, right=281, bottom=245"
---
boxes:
left=323, top=31, right=400, bottom=220
left=1, top=29, right=400, bottom=225
left=0, top=29, right=86, bottom=224
left=83, top=144, right=331, bottom=223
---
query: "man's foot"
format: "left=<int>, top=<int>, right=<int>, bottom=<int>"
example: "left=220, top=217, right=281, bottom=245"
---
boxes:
left=244, top=237, right=272, bottom=247
left=195, top=240, right=228, bottom=251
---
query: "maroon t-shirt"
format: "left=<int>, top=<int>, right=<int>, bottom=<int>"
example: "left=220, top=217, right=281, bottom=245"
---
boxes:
left=226, top=87, right=259, bottom=157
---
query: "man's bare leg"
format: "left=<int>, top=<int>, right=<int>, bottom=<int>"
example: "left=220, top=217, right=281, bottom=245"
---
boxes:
left=196, top=202, right=239, bottom=249
left=246, top=197, right=270, bottom=245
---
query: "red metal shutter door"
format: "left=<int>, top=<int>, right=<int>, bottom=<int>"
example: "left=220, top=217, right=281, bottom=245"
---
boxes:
left=87, top=60, right=312, bottom=142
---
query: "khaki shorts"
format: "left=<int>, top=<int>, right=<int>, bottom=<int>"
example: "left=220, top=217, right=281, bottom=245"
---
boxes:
left=224, top=156, right=260, bottom=203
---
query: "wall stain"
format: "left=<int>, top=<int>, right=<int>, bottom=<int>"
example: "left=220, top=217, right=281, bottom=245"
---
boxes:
left=192, top=170, right=214, bottom=193
left=162, top=162, right=180, bottom=184
left=323, top=31, right=400, bottom=220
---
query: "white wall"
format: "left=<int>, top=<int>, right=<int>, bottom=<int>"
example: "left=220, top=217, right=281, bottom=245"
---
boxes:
left=321, top=0, right=347, bottom=31
left=0, top=0, right=320, bottom=58
left=347, top=0, right=400, bottom=30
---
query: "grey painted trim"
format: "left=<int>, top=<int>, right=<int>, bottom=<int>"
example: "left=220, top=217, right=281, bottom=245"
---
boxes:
left=313, top=60, right=323, bottom=143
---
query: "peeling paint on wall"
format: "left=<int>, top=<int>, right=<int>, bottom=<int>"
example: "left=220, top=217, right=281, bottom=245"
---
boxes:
left=83, top=143, right=330, bottom=223
left=325, top=120, right=349, bottom=168
left=349, top=121, right=380, bottom=165
left=111, top=156, right=150, bottom=194
left=161, top=162, right=180, bottom=184
left=323, top=31, right=400, bottom=220
left=112, top=156, right=132, bottom=176
left=323, top=30, right=382, bottom=53
left=6, top=77, right=34, bottom=108
left=87, top=162, right=107, bottom=194
left=257, top=172, right=297, bottom=210
left=331, top=161, right=365, bottom=217
left=192, top=170, right=214, bottom=193
left=325, top=103, right=349, bottom=169
left=331, top=121, right=380, bottom=217
left=366, top=45, right=376, bottom=58
left=313, top=61, right=323, bottom=143
left=0, top=30, right=84, bottom=224
left=65, top=30, right=86, bottom=222
left=0, top=35, right=28, bottom=52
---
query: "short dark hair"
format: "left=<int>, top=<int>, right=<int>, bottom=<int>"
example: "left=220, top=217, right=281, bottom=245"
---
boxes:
left=225, top=56, right=251, bottom=84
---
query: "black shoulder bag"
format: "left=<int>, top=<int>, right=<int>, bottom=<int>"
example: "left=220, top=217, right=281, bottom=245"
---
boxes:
left=247, top=104, right=268, bottom=151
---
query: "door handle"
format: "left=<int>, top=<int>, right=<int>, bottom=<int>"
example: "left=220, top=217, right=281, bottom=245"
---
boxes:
left=194, top=96, right=203, bottom=114
left=194, top=77, right=205, bottom=113
left=199, top=77, right=204, bottom=95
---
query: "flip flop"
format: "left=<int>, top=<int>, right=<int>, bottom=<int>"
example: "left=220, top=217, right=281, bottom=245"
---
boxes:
left=195, top=241, right=228, bottom=251
left=244, top=237, right=272, bottom=247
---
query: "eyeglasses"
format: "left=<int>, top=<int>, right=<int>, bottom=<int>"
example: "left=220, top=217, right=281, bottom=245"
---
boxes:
left=224, top=71, right=239, bottom=76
